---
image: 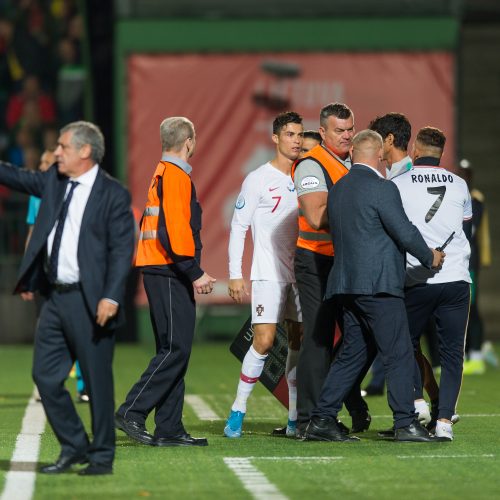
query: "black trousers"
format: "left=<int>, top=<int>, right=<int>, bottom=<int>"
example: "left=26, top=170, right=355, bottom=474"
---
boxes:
left=117, top=273, right=195, bottom=438
left=405, top=281, right=470, bottom=420
left=313, top=295, right=417, bottom=429
left=32, top=288, right=115, bottom=464
left=294, top=248, right=367, bottom=425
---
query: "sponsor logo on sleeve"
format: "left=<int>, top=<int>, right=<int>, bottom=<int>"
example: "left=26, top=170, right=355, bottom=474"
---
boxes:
left=235, top=195, right=245, bottom=209
left=300, top=176, right=320, bottom=189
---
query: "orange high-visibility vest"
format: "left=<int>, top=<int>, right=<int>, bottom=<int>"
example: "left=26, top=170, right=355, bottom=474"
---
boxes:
left=135, top=160, right=200, bottom=267
left=291, top=144, right=349, bottom=256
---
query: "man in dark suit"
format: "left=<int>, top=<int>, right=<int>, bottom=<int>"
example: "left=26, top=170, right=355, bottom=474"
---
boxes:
left=0, top=121, right=135, bottom=474
left=303, top=130, right=444, bottom=443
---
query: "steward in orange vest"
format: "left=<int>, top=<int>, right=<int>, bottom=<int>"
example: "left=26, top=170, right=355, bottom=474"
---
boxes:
left=291, top=144, right=348, bottom=256
left=135, top=155, right=203, bottom=281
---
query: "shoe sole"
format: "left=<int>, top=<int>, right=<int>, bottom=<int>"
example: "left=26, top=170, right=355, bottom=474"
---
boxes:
left=304, top=433, right=360, bottom=442
left=394, top=437, right=440, bottom=442
left=155, top=440, right=208, bottom=447
left=40, top=457, right=88, bottom=474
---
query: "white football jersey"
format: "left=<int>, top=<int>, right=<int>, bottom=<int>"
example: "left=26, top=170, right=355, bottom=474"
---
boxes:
left=392, top=165, right=472, bottom=286
left=229, top=162, right=298, bottom=282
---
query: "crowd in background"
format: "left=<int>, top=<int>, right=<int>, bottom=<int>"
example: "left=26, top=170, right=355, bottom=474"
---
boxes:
left=0, top=0, right=85, bottom=255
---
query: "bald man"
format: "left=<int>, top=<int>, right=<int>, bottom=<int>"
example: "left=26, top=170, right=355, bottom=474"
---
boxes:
left=303, top=130, right=444, bottom=443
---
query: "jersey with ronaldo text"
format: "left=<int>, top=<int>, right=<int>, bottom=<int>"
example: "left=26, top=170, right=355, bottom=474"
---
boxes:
left=229, top=162, right=298, bottom=282
left=392, top=166, right=472, bottom=286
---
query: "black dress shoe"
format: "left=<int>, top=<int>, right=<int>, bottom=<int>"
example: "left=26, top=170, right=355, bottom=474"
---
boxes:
left=378, top=426, right=395, bottom=438
left=351, top=411, right=371, bottom=433
left=155, top=433, right=208, bottom=447
left=40, top=453, right=88, bottom=474
left=271, top=425, right=287, bottom=436
left=78, top=463, right=113, bottom=476
left=304, top=416, right=360, bottom=442
left=394, top=419, right=437, bottom=442
left=337, top=419, right=350, bottom=435
left=115, top=413, right=155, bottom=446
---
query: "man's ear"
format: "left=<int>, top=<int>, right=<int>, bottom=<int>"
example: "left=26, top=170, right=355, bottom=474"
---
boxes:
left=319, top=126, right=326, bottom=142
left=271, top=133, right=279, bottom=146
left=386, top=133, right=394, bottom=147
left=79, top=144, right=92, bottom=160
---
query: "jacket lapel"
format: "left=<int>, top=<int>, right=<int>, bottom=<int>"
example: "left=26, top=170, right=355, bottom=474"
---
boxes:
left=80, top=168, right=104, bottom=233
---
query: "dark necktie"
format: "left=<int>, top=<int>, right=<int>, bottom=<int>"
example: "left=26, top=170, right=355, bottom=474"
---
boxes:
left=47, top=180, right=79, bottom=284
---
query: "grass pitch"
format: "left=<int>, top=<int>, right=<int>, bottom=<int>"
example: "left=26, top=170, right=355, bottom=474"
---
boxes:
left=0, top=342, right=499, bottom=499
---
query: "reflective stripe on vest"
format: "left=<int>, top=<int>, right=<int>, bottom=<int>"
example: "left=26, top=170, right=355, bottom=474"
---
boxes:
left=292, top=144, right=348, bottom=256
left=139, top=230, right=157, bottom=240
left=143, top=206, right=160, bottom=217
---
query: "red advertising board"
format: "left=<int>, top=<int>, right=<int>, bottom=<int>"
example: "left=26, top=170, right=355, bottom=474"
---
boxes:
left=127, top=52, right=455, bottom=303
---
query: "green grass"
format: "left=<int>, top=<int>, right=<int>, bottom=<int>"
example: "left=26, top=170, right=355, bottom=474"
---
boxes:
left=1, top=343, right=499, bottom=499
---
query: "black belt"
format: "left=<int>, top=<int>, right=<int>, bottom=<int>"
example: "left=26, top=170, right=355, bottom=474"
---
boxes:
left=51, top=282, right=81, bottom=293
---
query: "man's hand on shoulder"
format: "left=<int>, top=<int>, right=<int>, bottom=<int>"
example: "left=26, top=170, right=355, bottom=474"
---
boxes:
left=193, top=272, right=216, bottom=295
left=228, top=278, right=249, bottom=304
left=431, top=249, right=445, bottom=269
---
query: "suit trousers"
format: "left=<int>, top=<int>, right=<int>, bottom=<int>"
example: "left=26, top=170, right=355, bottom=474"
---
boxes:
left=294, top=248, right=367, bottom=425
left=117, top=272, right=195, bottom=438
left=405, top=281, right=470, bottom=420
left=32, top=287, right=115, bottom=464
left=313, top=294, right=416, bottom=429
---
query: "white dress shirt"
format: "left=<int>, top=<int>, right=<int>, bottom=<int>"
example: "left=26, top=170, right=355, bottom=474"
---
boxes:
left=47, top=165, right=99, bottom=284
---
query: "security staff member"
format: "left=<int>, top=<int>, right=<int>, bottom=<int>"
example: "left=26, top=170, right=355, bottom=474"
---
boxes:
left=115, top=117, right=216, bottom=447
left=291, top=102, right=369, bottom=435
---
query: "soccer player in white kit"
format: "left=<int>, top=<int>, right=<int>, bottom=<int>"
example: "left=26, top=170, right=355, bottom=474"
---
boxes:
left=392, top=127, right=472, bottom=441
left=224, top=111, right=304, bottom=438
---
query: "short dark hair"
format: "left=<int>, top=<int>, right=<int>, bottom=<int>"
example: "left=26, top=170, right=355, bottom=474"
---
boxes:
left=368, top=113, right=411, bottom=151
left=272, top=111, right=303, bottom=135
left=303, top=130, right=322, bottom=142
left=416, top=126, right=446, bottom=150
left=320, top=102, right=352, bottom=127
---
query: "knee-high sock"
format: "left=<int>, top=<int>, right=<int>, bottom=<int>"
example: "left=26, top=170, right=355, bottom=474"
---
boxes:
left=286, top=349, right=299, bottom=421
left=232, top=345, right=267, bottom=413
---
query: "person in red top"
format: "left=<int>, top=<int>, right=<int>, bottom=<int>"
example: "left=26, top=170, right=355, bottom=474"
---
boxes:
left=5, top=74, right=55, bottom=129
left=115, top=116, right=216, bottom=447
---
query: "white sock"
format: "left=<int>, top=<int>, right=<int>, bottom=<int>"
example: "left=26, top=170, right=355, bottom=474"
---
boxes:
left=469, top=350, right=483, bottom=361
left=286, top=349, right=299, bottom=421
left=232, top=345, right=267, bottom=413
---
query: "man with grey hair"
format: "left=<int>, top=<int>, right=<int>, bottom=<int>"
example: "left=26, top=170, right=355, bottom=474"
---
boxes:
left=303, top=130, right=444, bottom=443
left=0, top=120, right=135, bottom=474
left=115, top=116, right=216, bottom=448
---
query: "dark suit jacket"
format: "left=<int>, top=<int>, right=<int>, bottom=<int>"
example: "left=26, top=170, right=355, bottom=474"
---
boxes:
left=326, top=163, right=433, bottom=299
left=0, top=161, right=135, bottom=326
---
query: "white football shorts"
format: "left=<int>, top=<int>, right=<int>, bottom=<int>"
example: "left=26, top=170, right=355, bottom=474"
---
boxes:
left=251, top=280, right=302, bottom=324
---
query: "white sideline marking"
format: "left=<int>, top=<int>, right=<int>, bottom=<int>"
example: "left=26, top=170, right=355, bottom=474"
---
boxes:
left=1, top=388, right=46, bottom=500
left=185, top=395, right=219, bottom=420
left=397, top=454, right=495, bottom=459
left=248, top=456, right=344, bottom=461
left=224, top=458, right=288, bottom=500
